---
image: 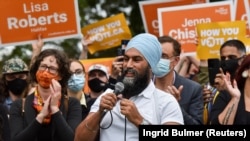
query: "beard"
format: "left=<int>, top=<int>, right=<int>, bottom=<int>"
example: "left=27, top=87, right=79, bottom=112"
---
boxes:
left=121, top=66, right=151, bottom=99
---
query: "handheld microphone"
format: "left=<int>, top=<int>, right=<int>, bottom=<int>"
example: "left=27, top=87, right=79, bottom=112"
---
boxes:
left=101, top=82, right=124, bottom=120
left=113, top=82, right=125, bottom=96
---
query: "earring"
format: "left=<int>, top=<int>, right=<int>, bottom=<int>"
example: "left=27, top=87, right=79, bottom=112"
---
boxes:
left=242, top=70, right=248, bottom=78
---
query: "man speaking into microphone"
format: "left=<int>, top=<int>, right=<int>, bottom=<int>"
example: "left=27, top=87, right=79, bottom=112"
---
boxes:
left=74, top=33, right=184, bottom=141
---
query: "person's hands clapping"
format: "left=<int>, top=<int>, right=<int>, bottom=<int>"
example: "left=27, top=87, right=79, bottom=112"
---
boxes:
left=36, top=95, right=51, bottom=123
left=166, top=85, right=183, bottom=101
left=50, top=79, right=61, bottom=114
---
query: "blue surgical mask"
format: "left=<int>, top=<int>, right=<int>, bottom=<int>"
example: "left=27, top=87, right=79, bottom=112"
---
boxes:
left=68, top=74, right=85, bottom=92
left=154, top=58, right=171, bottom=78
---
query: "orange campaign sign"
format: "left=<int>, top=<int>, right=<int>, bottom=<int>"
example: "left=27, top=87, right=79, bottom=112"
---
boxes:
left=81, top=13, right=132, bottom=54
left=157, top=1, right=234, bottom=55
left=80, top=57, right=114, bottom=93
left=234, top=0, right=250, bottom=35
left=139, top=0, right=208, bottom=37
left=0, top=0, right=82, bottom=47
left=196, top=21, right=246, bottom=59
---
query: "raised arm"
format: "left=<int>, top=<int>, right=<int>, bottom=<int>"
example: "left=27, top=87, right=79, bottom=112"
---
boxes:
left=79, top=35, right=92, bottom=60
left=217, top=73, right=241, bottom=125
left=31, top=34, right=43, bottom=67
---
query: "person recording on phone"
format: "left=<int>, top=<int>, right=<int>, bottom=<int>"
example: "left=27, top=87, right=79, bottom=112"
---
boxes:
left=210, top=54, right=250, bottom=125
left=205, top=39, right=246, bottom=104
left=204, top=39, right=246, bottom=124
left=111, top=39, right=130, bottom=81
left=212, top=39, right=246, bottom=91
left=74, top=33, right=184, bottom=141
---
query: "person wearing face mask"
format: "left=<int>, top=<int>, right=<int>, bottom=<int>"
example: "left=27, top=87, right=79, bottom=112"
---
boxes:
left=67, top=59, right=88, bottom=120
left=154, top=35, right=203, bottom=125
left=9, top=49, right=82, bottom=141
left=202, top=39, right=247, bottom=124
left=214, top=39, right=246, bottom=91
left=210, top=54, right=250, bottom=124
left=84, top=64, right=109, bottom=116
left=0, top=58, right=29, bottom=114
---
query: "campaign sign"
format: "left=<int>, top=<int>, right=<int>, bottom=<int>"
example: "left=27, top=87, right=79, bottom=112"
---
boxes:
left=196, top=21, right=246, bottom=59
left=158, top=1, right=234, bottom=55
left=81, top=13, right=132, bottom=54
left=139, top=0, right=207, bottom=37
left=234, top=0, right=250, bottom=35
left=0, top=0, right=81, bottom=47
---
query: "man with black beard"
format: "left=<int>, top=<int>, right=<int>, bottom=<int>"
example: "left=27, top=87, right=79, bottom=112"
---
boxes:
left=0, top=58, right=29, bottom=115
left=75, top=33, right=184, bottom=141
left=121, top=67, right=150, bottom=99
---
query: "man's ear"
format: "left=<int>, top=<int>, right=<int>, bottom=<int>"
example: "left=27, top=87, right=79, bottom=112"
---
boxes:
left=174, top=56, right=180, bottom=66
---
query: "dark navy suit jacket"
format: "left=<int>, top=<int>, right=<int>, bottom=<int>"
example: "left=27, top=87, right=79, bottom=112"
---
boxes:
left=174, top=71, right=204, bottom=125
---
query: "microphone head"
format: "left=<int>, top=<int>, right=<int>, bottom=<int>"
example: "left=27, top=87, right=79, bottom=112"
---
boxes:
left=114, top=82, right=125, bottom=94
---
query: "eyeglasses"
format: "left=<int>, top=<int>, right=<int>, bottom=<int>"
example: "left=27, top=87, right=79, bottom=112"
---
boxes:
left=38, top=65, right=58, bottom=74
left=71, top=69, right=84, bottom=76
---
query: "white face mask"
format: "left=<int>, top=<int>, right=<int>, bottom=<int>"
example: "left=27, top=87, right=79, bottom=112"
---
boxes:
left=154, top=58, right=171, bottom=78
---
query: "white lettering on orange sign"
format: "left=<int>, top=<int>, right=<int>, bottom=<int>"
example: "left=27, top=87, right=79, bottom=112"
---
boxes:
left=169, top=28, right=196, bottom=39
left=90, top=28, right=124, bottom=42
left=23, top=2, right=49, bottom=13
left=7, top=2, right=68, bottom=29
left=106, top=20, right=121, bottom=29
left=182, top=18, right=211, bottom=27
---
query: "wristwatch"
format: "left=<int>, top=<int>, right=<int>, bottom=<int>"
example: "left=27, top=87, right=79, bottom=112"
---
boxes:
left=140, top=118, right=151, bottom=125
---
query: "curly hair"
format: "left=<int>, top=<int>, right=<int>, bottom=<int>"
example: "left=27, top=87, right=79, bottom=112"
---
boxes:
left=29, top=49, right=71, bottom=94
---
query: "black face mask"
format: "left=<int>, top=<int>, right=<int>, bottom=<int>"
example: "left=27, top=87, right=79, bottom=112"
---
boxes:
left=7, top=78, right=28, bottom=96
left=220, top=58, right=239, bottom=78
left=88, top=78, right=107, bottom=93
